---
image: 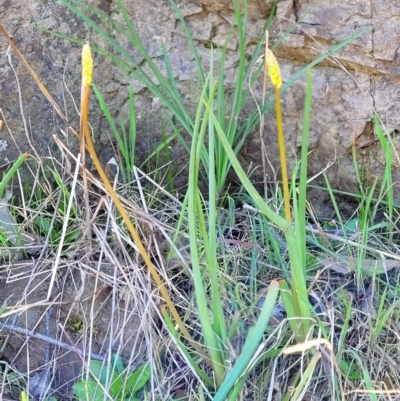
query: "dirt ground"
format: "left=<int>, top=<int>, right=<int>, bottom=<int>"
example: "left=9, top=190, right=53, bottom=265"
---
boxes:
left=0, top=255, right=143, bottom=399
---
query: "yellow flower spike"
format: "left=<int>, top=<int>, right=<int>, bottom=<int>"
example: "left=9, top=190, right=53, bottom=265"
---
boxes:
left=82, top=43, right=93, bottom=87
left=264, top=35, right=291, bottom=223
left=265, top=48, right=282, bottom=89
left=80, top=43, right=93, bottom=256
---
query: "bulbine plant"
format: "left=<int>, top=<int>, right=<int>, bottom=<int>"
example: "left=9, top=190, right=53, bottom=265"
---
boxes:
left=78, top=44, right=210, bottom=363
left=51, top=0, right=368, bottom=199
left=0, top=0, right=370, bottom=397
left=57, top=4, right=366, bottom=398
left=80, top=41, right=282, bottom=399
left=55, top=0, right=279, bottom=192
left=263, top=38, right=312, bottom=341
left=188, top=46, right=315, bottom=401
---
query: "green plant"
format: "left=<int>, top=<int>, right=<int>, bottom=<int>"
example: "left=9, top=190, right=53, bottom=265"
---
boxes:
left=163, top=50, right=308, bottom=399
left=92, top=84, right=136, bottom=183
left=55, top=0, right=268, bottom=193
left=0, top=227, right=9, bottom=247
left=19, top=390, right=57, bottom=401
left=50, top=0, right=364, bottom=196
left=30, top=168, right=80, bottom=250
left=0, top=153, right=29, bottom=251
left=78, top=44, right=209, bottom=361
left=373, top=114, right=395, bottom=236
left=53, top=1, right=370, bottom=398
left=73, top=354, right=150, bottom=401
left=3, top=2, right=386, bottom=399
left=0, top=153, right=28, bottom=200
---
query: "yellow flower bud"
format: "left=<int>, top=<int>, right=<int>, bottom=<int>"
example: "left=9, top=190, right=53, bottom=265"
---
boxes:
left=265, top=48, right=282, bottom=89
left=82, top=44, right=93, bottom=87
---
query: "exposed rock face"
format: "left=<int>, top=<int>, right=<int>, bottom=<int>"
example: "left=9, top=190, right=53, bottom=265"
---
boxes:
left=268, top=0, right=400, bottom=215
left=1, top=0, right=400, bottom=215
left=0, top=0, right=116, bottom=166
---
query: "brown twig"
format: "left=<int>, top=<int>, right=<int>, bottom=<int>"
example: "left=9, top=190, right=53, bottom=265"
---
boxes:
left=0, top=321, right=105, bottom=361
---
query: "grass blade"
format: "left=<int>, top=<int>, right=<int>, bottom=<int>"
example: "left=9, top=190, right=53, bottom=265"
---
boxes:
left=213, top=280, right=280, bottom=401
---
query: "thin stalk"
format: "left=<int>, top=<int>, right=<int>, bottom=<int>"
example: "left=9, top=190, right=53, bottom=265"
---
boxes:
left=296, top=69, right=313, bottom=275
left=280, top=70, right=314, bottom=341
left=0, top=153, right=29, bottom=199
left=281, top=370, right=301, bottom=401
left=207, top=50, right=228, bottom=352
left=188, top=75, right=226, bottom=383
left=213, top=280, right=280, bottom=401
left=80, top=45, right=211, bottom=366
left=0, top=321, right=104, bottom=360
left=265, top=42, right=291, bottom=223
left=290, top=352, right=321, bottom=401
left=275, top=86, right=291, bottom=223
left=208, top=47, right=217, bottom=237
left=258, top=33, right=269, bottom=199
left=196, top=191, right=227, bottom=358
left=240, top=26, right=369, bottom=156
left=80, top=44, right=93, bottom=248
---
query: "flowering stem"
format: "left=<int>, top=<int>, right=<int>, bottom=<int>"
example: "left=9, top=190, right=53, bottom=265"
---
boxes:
left=275, top=87, right=291, bottom=223
left=80, top=44, right=92, bottom=247
left=80, top=45, right=211, bottom=365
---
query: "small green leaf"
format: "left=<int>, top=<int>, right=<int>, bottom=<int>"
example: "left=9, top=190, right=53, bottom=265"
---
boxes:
left=110, top=376, right=124, bottom=397
left=73, top=380, right=105, bottom=401
left=34, top=216, right=52, bottom=236
left=339, top=359, right=361, bottom=380
left=89, top=360, right=118, bottom=385
left=0, top=299, right=7, bottom=317
left=87, top=359, right=126, bottom=397
left=111, top=354, right=126, bottom=375
left=64, top=228, right=80, bottom=243
left=124, top=365, right=151, bottom=394
left=344, top=218, right=359, bottom=231
left=88, top=360, right=107, bottom=382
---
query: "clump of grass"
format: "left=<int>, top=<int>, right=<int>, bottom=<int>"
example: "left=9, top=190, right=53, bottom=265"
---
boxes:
left=50, top=0, right=365, bottom=194
left=56, top=4, right=376, bottom=400
left=5, top=3, right=400, bottom=401
left=78, top=44, right=208, bottom=362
